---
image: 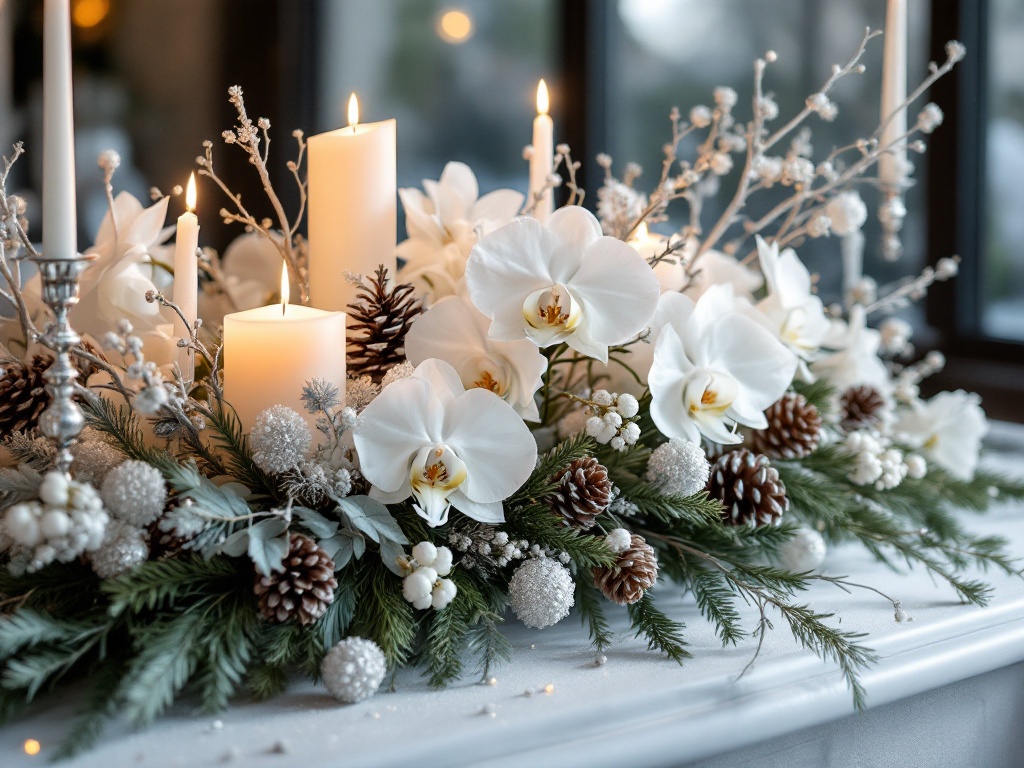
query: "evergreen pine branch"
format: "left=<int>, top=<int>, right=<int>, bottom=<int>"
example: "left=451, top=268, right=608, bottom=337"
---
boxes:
left=0, top=610, right=105, bottom=663
left=2, top=628, right=107, bottom=702
left=50, top=658, right=126, bottom=761
left=422, top=595, right=470, bottom=688
left=205, top=404, right=279, bottom=499
left=0, top=562, right=98, bottom=615
left=247, top=664, right=289, bottom=701
left=791, top=378, right=836, bottom=417
left=352, top=562, right=417, bottom=670
left=82, top=397, right=175, bottom=471
left=316, top=569, right=360, bottom=650
left=573, top=574, right=614, bottom=652
left=626, top=593, right=691, bottom=663
left=503, top=503, right=616, bottom=568
left=120, top=600, right=212, bottom=726
left=194, top=594, right=260, bottom=714
left=508, top=432, right=596, bottom=504
left=689, top=567, right=745, bottom=646
left=103, top=555, right=241, bottom=618
left=609, top=482, right=722, bottom=526
left=465, top=615, right=512, bottom=682
left=0, top=686, right=27, bottom=726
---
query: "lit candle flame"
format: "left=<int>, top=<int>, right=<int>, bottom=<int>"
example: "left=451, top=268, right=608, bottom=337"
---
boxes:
left=280, top=260, right=289, bottom=316
left=185, top=172, right=197, bottom=212
left=348, top=93, right=359, bottom=132
left=536, top=79, right=549, bottom=116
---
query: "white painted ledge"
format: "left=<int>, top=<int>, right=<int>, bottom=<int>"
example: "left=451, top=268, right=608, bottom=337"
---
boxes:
left=3, top=422, right=1023, bottom=768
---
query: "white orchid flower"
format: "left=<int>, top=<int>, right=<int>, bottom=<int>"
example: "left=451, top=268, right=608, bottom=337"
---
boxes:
left=465, top=206, right=660, bottom=364
left=683, top=249, right=763, bottom=301
left=354, top=359, right=537, bottom=527
left=895, top=390, right=988, bottom=481
left=72, top=191, right=177, bottom=366
left=754, top=236, right=831, bottom=378
left=397, top=162, right=524, bottom=302
left=648, top=284, right=798, bottom=444
left=811, top=306, right=890, bottom=392
left=405, top=295, right=547, bottom=421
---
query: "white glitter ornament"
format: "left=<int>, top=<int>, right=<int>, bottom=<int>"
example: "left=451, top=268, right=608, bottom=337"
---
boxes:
left=91, top=520, right=149, bottom=579
left=101, top=460, right=167, bottom=526
left=321, top=637, right=388, bottom=704
left=508, top=558, right=575, bottom=629
left=250, top=405, right=312, bottom=474
left=778, top=526, right=827, bottom=573
left=645, top=438, right=710, bottom=497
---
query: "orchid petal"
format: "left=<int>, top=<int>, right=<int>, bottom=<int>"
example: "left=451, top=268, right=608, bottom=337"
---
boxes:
left=449, top=492, right=506, bottom=524
left=438, top=161, right=479, bottom=212
left=473, top=189, right=525, bottom=226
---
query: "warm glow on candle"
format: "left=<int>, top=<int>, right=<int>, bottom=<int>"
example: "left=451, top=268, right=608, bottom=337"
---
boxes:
left=185, top=172, right=197, bottom=212
left=280, top=261, right=289, bottom=316
left=536, top=79, right=549, bottom=116
left=348, top=93, right=359, bottom=131
left=24, top=739, right=41, bottom=756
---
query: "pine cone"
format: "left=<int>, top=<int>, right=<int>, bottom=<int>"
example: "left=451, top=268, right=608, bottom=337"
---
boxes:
left=747, top=392, right=822, bottom=460
left=593, top=534, right=658, bottom=605
left=347, top=266, right=423, bottom=383
left=254, top=534, right=338, bottom=625
left=545, top=457, right=612, bottom=529
left=839, top=385, right=888, bottom=431
left=0, top=355, right=52, bottom=434
left=708, top=449, right=788, bottom=527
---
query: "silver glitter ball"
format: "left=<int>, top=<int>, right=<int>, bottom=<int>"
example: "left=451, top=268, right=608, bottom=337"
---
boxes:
left=321, top=637, right=387, bottom=704
left=508, top=558, right=575, bottom=629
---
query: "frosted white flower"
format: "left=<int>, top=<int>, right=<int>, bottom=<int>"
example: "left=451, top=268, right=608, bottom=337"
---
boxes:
left=825, top=191, right=868, bottom=236
left=714, top=87, right=738, bottom=109
left=806, top=215, right=831, bottom=238
left=895, top=391, right=988, bottom=481
left=709, top=152, right=733, bottom=176
left=465, top=206, right=660, bottom=364
left=879, top=317, right=913, bottom=355
left=812, top=307, right=891, bottom=393
left=645, top=438, right=710, bottom=497
left=753, top=156, right=784, bottom=185
left=689, top=105, right=712, bottom=128
left=649, top=285, right=798, bottom=444
left=596, top=180, right=647, bottom=236
left=250, top=405, right=312, bottom=474
left=755, top=236, right=831, bottom=378
left=917, top=103, right=944, bottom=133
left=354, top=359, right=537, bottom=527
left=782, top=158, right=814, bottom=186
left=945, top=40, right=967, bottom=63
left=397, top=162, right=524, bottom=302
left=406, top=295, right=546, bottom=421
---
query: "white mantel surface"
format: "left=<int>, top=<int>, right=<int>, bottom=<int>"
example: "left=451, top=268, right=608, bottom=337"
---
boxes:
left=4, top=423, right=1024, bottom=768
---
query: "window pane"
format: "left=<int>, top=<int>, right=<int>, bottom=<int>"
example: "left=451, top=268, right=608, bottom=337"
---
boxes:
left=982, top=0, right=1024, bottom=341
left=606, top=0, right=932, bottom=308
left=317, top=0, right=558, bottom=212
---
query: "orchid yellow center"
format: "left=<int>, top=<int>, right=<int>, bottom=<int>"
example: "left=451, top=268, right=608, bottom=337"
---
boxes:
left=684, top=370, right=739, bottom=419
left=409, top=444, right=468, bottom=526
left=523, top=284, right=582, bottom=346
left=474, top=370, right=502, bottom=394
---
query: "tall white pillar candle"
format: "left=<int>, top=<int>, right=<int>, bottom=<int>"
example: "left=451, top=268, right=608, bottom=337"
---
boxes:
left=529, top=79, right=554, bottom=223
left=308, top=94, right=396, bottom=313
left=879, top=0, right=908, bottom=187
left=224, top=266, right=347, bottom=431
left=173, top=173, right=200, bottom=379
left=42, top=0, right=77, bottom=259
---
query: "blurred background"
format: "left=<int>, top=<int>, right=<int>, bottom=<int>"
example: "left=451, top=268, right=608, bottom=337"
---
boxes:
left=0, top=0, right=1020, bottom=417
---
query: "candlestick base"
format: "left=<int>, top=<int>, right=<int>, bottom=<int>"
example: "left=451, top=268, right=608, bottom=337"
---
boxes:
left=30, top=253, right=96, bottom=473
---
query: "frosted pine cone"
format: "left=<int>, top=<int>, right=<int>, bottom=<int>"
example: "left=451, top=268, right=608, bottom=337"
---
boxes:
left=747, top=392, right=822, bottom=460
left=254, top=534, right=338, bottom=625
left=839, top=385, right=888, bottom=431
left=593, top=533, right=658, bottom=605
left=545, top=457, right=612, bottom=529
left=0, top=355, right=51, bottom=434
left=347, top=266, right=423, bottom=382
left=708, top=449, right=788, bottom=527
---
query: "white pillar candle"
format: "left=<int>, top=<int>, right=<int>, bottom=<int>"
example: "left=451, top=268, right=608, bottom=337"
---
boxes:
left=224, top=264, right=347, bottom=432
left=879, top=0, right=908, bottom=188
left=172, top=173, right=200, bottom=379
left=42, top=0, right=77, bottom=259
left=308, top=93, right=396, bottom=313
left=529, top=79, right=554, bottom=223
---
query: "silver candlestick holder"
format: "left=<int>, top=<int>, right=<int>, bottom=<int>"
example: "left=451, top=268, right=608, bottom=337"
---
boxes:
left=878, top=184, right=908, bottom=262
left=31, top=253, right=96, bottom=473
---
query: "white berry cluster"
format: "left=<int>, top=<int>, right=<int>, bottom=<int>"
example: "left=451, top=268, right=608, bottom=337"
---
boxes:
left=843, top=431, right=926, bottom=490
left=400, top=542, right=457, bottom=610
left=584, top=390, right=641, bottom=452
left=2, top=472, right=109, bottom=575
left=102, top=320, right=174, bottom=416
